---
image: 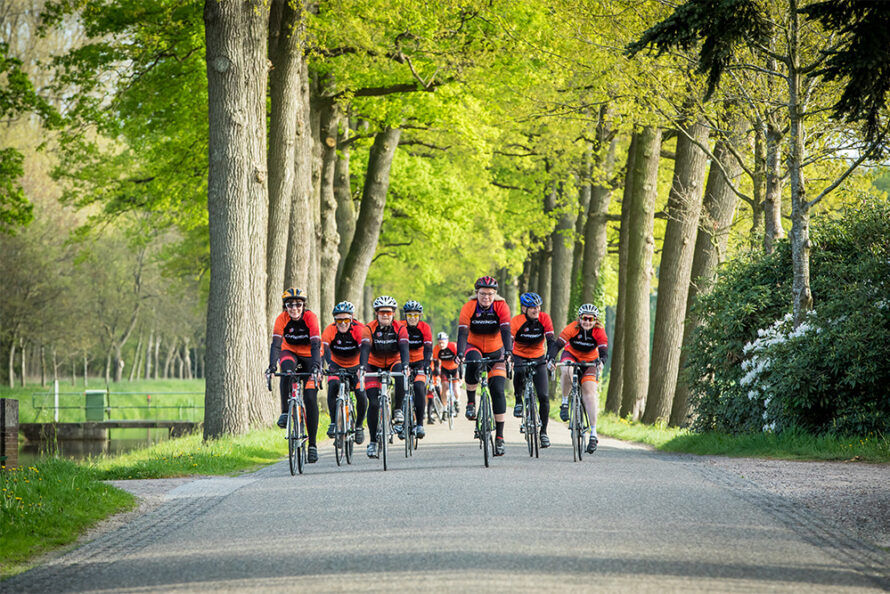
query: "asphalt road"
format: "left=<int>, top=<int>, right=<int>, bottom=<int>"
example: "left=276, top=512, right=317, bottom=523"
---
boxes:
left=4, top=412, right=889, bottom=593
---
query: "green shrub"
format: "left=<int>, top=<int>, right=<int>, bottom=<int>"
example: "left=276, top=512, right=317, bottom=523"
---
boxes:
left=685, top=197, right=890, bottom=436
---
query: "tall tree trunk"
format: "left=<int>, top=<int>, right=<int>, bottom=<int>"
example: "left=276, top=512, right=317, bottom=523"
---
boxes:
left=51, top=346, right=59, bottom=384
left=605, top=132, right=638, bottom=414
left=620, top=126, right=661, bottom=420
left=163, top=338, right=178, bottom=380
left=763, top=118, right=784, bottom=253
left=308, top=71, right=323, bottom=313
left=19, top=337, right=25, bottom=387
left=581, top=109, right=616, bottom=304
left=671, top=124, right=745, bottom=427
left=788, top=0, right=812, bottom=327
left=153, top=336, right=161, bottom=380
left=571, top=152, right=593, bottom=304
left=334, top=117, right=355, bottom=287
left=83, top=351, right=89, bottom=387
left=318, top=102, right=342, bottom=329
left=145, top=329, right=153, bottom=380
left=539, top=185, right=557, bottom=308
left=204, top=0, right=268, bottom=437
left=182, top=337, right=193, bottom=380
left=336, top=127, right=402, bottom=306
left=244, top=1, right=272, bottom=427
left=7, top=334, right=15, bottom=388
left=128, top=335, right=143, bottom=382
left=550, top=184, right=576, bottom=331
left=40, top=344, right=46, bottom=388
left=642, top=120, right=709, bottom=424
left=267, top=0, right=304, bottom=326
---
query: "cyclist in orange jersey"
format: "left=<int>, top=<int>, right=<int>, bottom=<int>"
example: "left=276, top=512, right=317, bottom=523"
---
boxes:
left=510, top=292, right=555, bottom=447
left=456, top=275, right=512, bottom=456
left=432, top=332, right=460, bottom=413
left=397, top=300, right=432, bottom=440
left=322, top=301, right=369, bottom=444
left=360, top=295, right=410, bottom=459
left=548, top=303, right=608, bottom=454
left=267, top=288, right=322, bottom=463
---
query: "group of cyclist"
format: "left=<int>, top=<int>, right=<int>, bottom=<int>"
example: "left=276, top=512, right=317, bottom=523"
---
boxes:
left=267, top=275, right=608, bottom=464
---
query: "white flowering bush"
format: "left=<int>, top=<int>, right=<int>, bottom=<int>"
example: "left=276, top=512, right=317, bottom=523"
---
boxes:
left=685, top=197, right=890, bottom=436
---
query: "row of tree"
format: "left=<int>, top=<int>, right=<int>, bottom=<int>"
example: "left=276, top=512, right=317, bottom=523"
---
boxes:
left=2, top=1, right=887, bottom=437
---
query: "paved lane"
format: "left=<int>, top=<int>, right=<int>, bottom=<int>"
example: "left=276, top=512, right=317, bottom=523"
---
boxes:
left=4, top=413, right=889, bottom=593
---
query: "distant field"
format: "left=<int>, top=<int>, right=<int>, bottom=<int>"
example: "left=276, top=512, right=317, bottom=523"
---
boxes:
left=1, top=379, right=205, bottom=424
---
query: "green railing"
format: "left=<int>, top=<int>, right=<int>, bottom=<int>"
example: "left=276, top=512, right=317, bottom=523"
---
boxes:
left=29, top=390, right=204, bottom=423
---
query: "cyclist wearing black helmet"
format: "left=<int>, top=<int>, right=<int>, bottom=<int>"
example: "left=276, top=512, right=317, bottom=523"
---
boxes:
left=360, top=295, right=410, bottom=458
left=268, top=288, right=322, bottom=463
left=456, top=275, right=512, bottom=456
left=510, top=292, right=556, bottom=447
left=396, top=300, right=432, bottom=439
left=321, top=301, right=369, bottom=444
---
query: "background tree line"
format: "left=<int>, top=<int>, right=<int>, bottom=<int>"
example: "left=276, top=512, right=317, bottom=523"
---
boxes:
left=2, top=0, right=887, bottom=438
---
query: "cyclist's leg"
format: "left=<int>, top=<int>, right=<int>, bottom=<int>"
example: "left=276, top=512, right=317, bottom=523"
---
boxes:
left=364, top=365, right=383, bottom=443
left=326, top=371, right=341, bottom=438
left=298, top=356, right=319, bottom=448
left=487, top=348, right=507, bottom=439
left=512, top=359, right=525, bottom=414
left=278, top=355, right=297, bottom=427
left=580, top=367, right=599, bottom=439
left=413, top=376, right=426, bottom=427
left=391, top=362, right=406, bottom=421
left=533, top=360, right=550, bottom=435
left=464, top=348, right=482, bottom=412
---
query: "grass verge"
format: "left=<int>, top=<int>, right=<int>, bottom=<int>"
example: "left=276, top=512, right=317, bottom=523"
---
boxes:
left=1, top=427, right=294, bottom=578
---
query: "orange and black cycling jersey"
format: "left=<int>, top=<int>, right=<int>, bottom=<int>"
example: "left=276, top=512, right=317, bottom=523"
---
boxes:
left=361, top=319, right=409, bottom=369
left=273, top=310, right=321, bottom=358
left=510, top=312, right=555, bottom=359
left=433, top=341, right=458, bottom=371
left=549, top=321, right=608, bottom=363
left=405, top=321, right=433, bottom=365
left=457, top=298, right=512, bottom=354
left=322, top=321, right=366, bottom=368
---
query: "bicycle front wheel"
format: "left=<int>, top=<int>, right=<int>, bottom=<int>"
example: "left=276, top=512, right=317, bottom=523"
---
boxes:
left=380, top=398, right=389, bottom=471
left=571, top=395, right=583, bottom=462
left=345, top=405, right=355, bottom=465
left=480, top=396, right=491, bottom=468
left=288, top=400, right=298, bottom=476
left=334, top=400, right=345, bottom=466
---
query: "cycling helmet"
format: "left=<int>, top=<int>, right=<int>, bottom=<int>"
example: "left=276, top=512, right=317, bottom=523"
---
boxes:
left=577, top=303, right=600, bottom=319
left=373, top=295, right=398, bottom=311
left=474, top=275, right=498, bottom=290
left=436, top=332, right=448, bottom=341
left=519, top=292, right=543, bottom=308
left=281, top=287, right=307, bottom=305
left=332, top=301, right=355, bottom=316
left=403, top=300, right=423, bottom=313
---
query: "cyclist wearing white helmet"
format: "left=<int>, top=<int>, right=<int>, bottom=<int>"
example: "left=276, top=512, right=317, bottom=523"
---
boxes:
left=360, top=295, right=410, bottom=458
left=322, top=301, right=369, bottom=444
left=397, top=300, right=432, bottom=440
left=432, top=331, right=460, bottom=414
left=547, top=303, right=609, bottom=454
left=510, top=292, right=556, bottom=447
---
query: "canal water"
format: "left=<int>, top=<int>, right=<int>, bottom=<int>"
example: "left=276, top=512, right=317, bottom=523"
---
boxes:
left=18, top=430, right=172, bottom=466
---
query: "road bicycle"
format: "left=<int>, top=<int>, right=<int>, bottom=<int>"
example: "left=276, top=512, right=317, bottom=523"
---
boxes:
left=443, top=374, right=459, bottom=430
left=513, top=360, right=542, bottom=459
left=326, top=368, right=358, bottom=466
left=462, top=356, right=508, bottom=468
left=399, top=369, right=420, bottom=458
left=361, top=369, right=406, bottom=471
left=556, top=361, right=594, bottom=462
left=426, top=374, right=444, bottom=424
left=267, top=370, right=315, bottom=475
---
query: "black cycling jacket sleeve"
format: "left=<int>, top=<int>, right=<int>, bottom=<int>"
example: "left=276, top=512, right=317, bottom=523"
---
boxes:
left=359, top=340, right=370, bottom=369
left=546, top=334, right=556, bottom=357
left=310, top=337, right=321, bottom=368
left=456, top=327, right=468, bottom=357
left=422, top=343, right=432, bottom=369
left=500, top=324, right=513, bottom=353
left=269, top=336, right=282, bottom=368
left=323, top=343, right=333, bottom=367
left=399, top=340, right=410, bottom=368
left=547, top=338, right=566, bottom=361
left=598, top=345, right=608, bottom=361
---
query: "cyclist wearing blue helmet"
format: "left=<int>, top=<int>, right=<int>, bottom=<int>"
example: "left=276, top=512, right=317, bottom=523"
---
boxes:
left=510, top=292, right=556, bottom=447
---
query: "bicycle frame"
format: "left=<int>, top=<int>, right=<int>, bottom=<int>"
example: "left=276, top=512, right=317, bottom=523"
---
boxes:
left=461, top=356, right=506, bottom=468
left=361, top=370, right=406, bottom=471
left=268, top=370, right=315, bottom=475
left=556, top=361, right=592, bottom=462
left=514, top=361, right=541, bottom=458
left=327, top=368, right=357, bottom=466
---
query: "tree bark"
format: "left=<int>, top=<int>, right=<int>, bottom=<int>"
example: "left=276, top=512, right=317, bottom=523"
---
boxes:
left=164, top=337, right=178, bottom=379
left=334, top=117, right=355, bottom=287
left=571, top=151, right=592, bottom=304
left=550, top=184, right=576, bottom=331
left=539, top=185, right=556, bottom=308
left=204, top=0, right=268, bottom=438
left=318, top=102, right=342, bottom=329
left=336, top=127, right=402, bottom=306
left=642, top=120, right=709, bottom=425
left=40, top=344, right=46, bottom=388
left=144, top=329, right=153, bottom=380
left=605, top=132, right=637, bottom=414
left=267, top=0, right=304, bottom=326
left=581, top=109, right=616, bottom=304
left=19, top=337, right=25, bottom=387
left=128, top=334, right=143, bottom=382
left=763, top=118, right=784, bottom=253
left=7, top=334, right=15, bottom=388
left=182, top=336, right=193, bottom=380
left=620, top=126, right=661, bottom=420
left=788, top=0, right=812, bottom=326
left=285, top=42, right=313, bottom=292
left=670, top=124, right=744, bottom=427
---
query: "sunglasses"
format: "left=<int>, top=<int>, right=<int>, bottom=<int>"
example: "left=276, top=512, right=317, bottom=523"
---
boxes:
left=334, top=318, right=351, bottom=324
left=405, top=313, right=421, bottom=319
left=377, top=310, right=394, bottom=315
left=580, top=316, right=595, bottom=322
left=285, top=301, right=304, bottom=309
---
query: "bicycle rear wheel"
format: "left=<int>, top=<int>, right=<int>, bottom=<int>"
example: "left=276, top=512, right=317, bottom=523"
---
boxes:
left=380, top=397, right=389, bottom=471
left=404, top=397, right=413, bottom=458
left=571, top=395, right=583, bottom=462
left=447, top=388, right=455, bottom=430
left=288, top=400, right=298, bottom=476
left=480, top=394, right=492, bottom=468
left=530, top=395, right=540, bottom=459
left=523, top=383, right=534, bottom=457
